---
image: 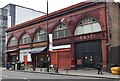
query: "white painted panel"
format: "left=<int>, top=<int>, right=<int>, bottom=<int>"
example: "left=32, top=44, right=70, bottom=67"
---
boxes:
left=52, top=44, right=71, bottom=50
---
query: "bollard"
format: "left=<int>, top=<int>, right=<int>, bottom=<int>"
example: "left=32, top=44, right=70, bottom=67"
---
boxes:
left=56, top=67, right=58, bottom=73
left=47, top=67, right=49, bottom=73
left=66, top=68, right=68, bottom=73
left=32, top=65, right=36, bottom=71
left=55, top=67, right=58, bottom=73
left=40, top=68, right=42, bottom=71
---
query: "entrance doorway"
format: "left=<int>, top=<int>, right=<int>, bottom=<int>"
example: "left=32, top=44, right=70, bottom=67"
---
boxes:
left=36, top=54, right=47, bottom=68
left=83, top=53, right=94, bottom=68
left=75, top=40, right=102, bottom=69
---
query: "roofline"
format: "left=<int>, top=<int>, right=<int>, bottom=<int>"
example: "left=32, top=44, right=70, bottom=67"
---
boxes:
left=6, top=1, right=105, bottom=32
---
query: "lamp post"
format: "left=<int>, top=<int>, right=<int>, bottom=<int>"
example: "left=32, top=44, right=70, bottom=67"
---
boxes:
left=46, top=0, right=50, bottom=73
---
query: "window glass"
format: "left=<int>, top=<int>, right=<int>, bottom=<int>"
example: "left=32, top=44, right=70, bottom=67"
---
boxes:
left=65, top=29, right=70, bottom=37
left=20, top=34, right=31, bottom=45
left=34, top=35, right=38, bottom=42
left=34, top=30, right=47, bottom=42
left=74, top=17, right=101, bottom=35
left=39, top=35, right=44, bottom=41
left=84, top=24, right=92, bottom=34
left=9, top=37, right=18, bottom=46
left=53, top=24, right=70, bottom=39
left=53, top=31, right=57, bottom=39
left=24, top=38, right=27, bottom=44
left=58, top=30, right=64, bottom=38
left=44, top=34, right=47, bottom=41
left=92, top=23, right=101, bottom=32
left=75, top=25, right=84, bottom=35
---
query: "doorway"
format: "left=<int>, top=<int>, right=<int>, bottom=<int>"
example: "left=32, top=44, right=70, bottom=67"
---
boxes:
left=83, top=53, right=94, bottom=68
left=75, top=40, right=102, bottom=69
left=36, top=53, right=47, bottom=68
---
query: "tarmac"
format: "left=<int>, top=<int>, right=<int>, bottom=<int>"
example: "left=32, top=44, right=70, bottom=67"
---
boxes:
left=3, top=67, right=119, bottom=80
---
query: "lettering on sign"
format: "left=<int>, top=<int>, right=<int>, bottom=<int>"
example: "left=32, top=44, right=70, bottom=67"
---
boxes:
left=80, top=35, right=93, bottom=40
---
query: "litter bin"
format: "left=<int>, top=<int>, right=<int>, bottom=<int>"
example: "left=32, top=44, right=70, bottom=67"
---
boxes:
left=15, top=63, right=17, bottom=70
left=21, top=63, right=24, bottom=70
left=32, top=65, right=36, bottom=71
left=6, top=63, right=10, bottom=69
left=107, top=63, right=117, bottom=73
left=111, top=67, right=120, bottom=75
left=17, top=62, right=21, bottom=70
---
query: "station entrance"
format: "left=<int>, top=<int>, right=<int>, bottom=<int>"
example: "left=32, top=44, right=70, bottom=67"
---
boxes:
left=75, top=40, right=102, bottom=69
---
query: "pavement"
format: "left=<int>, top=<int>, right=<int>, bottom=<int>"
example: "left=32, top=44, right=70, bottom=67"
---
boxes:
left=2, top=67, right=120, bottom=80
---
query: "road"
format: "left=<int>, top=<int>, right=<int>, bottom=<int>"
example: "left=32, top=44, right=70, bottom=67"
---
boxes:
left=1, top=70, right=114, bottom=81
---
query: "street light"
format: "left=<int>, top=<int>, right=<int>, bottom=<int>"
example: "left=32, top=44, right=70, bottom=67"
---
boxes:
left=46, top=0, right=50, bottom=73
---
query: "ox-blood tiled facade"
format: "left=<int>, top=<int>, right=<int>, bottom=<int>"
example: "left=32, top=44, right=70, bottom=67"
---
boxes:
left=5, top=1, right=120, bottom=71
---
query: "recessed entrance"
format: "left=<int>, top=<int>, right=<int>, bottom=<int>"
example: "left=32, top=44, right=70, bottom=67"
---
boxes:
left=75, top=40, right=102, bottom=69
left=31, top=53, right=48, bottom=68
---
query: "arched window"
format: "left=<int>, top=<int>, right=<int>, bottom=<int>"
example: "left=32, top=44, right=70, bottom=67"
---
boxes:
left=19, top=34, right=31, bottom=45
left=74, top=17, right=101, bottom=35
left=53, top=24, right=70, bottom=39
left=8, top=37, right=18, bottom=46
left=34, top=30, right=47, bottom=42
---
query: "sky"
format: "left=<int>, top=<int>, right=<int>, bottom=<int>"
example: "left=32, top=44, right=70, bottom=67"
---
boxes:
left=0, top=0, right=120, bottom=13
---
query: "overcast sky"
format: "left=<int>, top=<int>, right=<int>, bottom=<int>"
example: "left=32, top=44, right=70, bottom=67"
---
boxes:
left=0, top=0, right=120, bottom=13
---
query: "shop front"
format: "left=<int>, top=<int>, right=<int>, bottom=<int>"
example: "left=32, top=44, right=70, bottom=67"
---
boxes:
left=6, top=49, right=19, bottom=70
left=29, top=47, right=47, bottom=68
left=19, top=49, right=32, bottom=70
left=50, top=44, right=72, bottom=69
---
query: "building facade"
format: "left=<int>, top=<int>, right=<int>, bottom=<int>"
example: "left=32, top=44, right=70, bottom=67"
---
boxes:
left=5, top=1, right=120, bottom=71
left=0, top=8, right=8, bottom=66
left=0, top=4, right=45, bottom=66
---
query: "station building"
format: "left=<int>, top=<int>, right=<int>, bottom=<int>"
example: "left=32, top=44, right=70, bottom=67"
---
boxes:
left=5, top=1, right=120, bottom=71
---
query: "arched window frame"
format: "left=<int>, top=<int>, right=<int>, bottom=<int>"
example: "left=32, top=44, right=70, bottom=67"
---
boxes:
left=19, top=34, right=31, bottom=45
left=34, top=30, right=47, bottom=42
left=53, top=24, right=70, bottom=39
left=8, top=37, right=18, bottom=46
left=74, top=17, right=101, bottom=35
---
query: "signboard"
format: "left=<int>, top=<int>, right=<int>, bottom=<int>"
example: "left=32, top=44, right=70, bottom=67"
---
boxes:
left=61, top=17, right=69, bottom=25
left=77, top=59, right=82, bottom=65
left=49, top=34, right=53, bottom=51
